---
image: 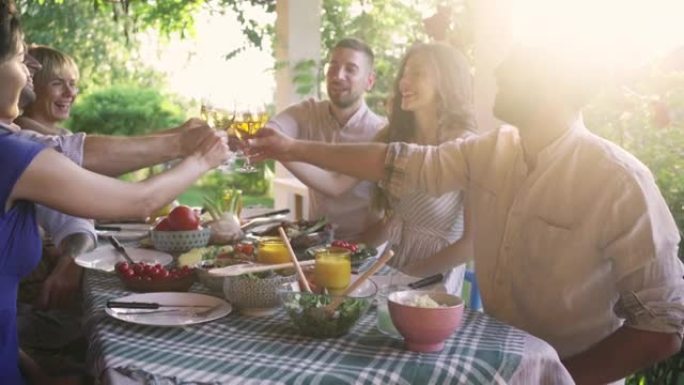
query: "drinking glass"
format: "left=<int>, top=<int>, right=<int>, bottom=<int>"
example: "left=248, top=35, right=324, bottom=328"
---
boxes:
left=232, top=110, right=267, bottom=173
left=376, top=269, right=402, bottom=337
left=201, top=102, right=237, bottom=173
left=314, top=247, right=352, bottom=295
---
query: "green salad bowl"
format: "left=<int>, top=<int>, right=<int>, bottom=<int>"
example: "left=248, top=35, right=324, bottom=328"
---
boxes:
left=278, top=279, right=377, bottom=338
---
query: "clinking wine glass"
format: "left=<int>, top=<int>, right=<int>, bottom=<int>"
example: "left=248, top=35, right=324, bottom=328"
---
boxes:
left=232, top=110, right=268, bottom=173
left=201, top=102, right=237, bottom=173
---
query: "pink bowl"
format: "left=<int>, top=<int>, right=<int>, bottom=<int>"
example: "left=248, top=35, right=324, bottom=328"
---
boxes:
left=388, top=290, right=464, bottom=353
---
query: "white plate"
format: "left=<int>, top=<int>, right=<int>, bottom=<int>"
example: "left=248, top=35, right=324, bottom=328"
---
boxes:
left=75, top=245, right=173, bottom=272
left=105, top=292, right=231, bottom=327
left=96, top=223, right=151, bottom=241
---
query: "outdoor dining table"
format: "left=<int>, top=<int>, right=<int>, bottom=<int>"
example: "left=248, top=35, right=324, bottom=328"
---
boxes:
left=83, top=269, right=574, bottom=385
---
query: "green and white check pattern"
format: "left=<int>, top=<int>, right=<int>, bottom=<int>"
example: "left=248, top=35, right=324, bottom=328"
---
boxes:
left=84, top=271, right=525, bottom=385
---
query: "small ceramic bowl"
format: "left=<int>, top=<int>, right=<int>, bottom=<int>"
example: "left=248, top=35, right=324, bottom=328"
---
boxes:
left=388, top=290, right=464, bottom=353
left=223, top=273, right=296, bottom=316
left=196, top=259, right=244, bottom=292
left=151, top=228, right=211, bottom=253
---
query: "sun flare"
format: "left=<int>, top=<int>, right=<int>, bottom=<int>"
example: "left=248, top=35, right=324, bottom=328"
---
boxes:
left=510, top=0, right=684, bottom=69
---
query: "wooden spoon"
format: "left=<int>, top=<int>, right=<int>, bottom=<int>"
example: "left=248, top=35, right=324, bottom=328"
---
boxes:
left=206, top=260, right=315, bottom=277
left=323, top=247, right=395, bottom=317
left=278, top=226, right=312, bottom=293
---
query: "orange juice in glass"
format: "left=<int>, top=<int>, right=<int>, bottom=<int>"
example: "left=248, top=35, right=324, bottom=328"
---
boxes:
left=314, top=247, right=352, bottom=294
left=257, top=237, right=290, bottom=264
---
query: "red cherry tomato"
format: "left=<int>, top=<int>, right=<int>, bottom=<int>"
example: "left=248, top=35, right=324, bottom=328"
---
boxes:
left=235, top=243, right=254, bottom=255
left=115, top=262, right=129, bottom=273
left=132, top=263, right=144, bottom=275
left=331, top=240, right=357, bottom=252
left=121, top=269, right=135, bottom=279
left=167, top=206, right=200, bottom=231
left=142, top=264, right=155, bottom=276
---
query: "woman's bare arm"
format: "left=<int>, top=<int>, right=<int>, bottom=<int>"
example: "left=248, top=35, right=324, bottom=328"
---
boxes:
left=283, top=161, right=360, bottom=198
left=10, top=134, right=228, bottom=220
left=250, top=127, right=388, bottom=182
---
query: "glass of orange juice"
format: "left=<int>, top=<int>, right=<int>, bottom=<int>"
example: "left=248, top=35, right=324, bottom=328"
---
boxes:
left=314, top=247, right=352, bottom=294
left=257, top=237, right=290, bottom=264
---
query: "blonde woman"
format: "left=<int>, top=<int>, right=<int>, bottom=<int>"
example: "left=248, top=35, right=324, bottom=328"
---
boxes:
left=16, top=45, right=78, bottom=135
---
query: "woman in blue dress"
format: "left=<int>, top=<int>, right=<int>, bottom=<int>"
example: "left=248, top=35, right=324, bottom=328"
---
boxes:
left=0, top=4, right=230, bottom=383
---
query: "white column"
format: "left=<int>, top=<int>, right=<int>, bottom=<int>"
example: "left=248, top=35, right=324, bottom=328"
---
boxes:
left=272, top=0, right=322, bottom=219
left=472, top=0, right=514, bottom=132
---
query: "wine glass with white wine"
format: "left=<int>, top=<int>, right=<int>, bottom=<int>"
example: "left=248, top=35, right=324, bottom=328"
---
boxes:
left=232, top=108, right=268, bottom=173
left=201, top=101, right=237, bottom=173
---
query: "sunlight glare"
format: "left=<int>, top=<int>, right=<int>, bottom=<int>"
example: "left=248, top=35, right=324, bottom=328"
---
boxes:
left=511, top=0, right=684, bottom=69
left=140, top=8, right=275, bottom=112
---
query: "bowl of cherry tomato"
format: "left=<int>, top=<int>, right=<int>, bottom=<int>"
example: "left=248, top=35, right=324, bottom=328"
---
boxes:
left=115, top=262, right=196, bottom=292
left=150, top=228, right=211, bottom=253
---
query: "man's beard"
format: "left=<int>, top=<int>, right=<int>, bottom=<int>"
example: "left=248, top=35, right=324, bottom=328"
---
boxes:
left=329, top=92, right=361, bottom=109
left=18, top=86, right=36, bottom=111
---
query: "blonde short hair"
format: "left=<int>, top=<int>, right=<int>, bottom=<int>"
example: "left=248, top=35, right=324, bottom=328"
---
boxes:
left=28, top=45, right=79, bottom=86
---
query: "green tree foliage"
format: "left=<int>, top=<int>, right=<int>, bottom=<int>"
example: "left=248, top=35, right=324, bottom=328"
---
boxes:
left=585, top=68, right=684, bottom=260
left=66, top=85, right=186, bottom=136
left=17, top=0, right=163, bottom=93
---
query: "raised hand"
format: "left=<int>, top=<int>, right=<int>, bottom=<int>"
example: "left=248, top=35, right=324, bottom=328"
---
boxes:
left=246, top=126, right=297, bottom=163
left=179, top=124, right=216, bottom=157
left=191, top=130, right=231, bottom=169
left=164, top=117, right=207, bottom=134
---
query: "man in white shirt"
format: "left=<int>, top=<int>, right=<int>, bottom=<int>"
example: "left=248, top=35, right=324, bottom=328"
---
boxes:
left=250, top=45, right=684, bottom=384
left=266, top=38, right=386, bottom=241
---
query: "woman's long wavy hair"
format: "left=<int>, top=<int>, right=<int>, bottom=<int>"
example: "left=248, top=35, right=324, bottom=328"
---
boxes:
left=381, top=42, right=476, bottom=144
left=374, top=43, right=477, bottom=213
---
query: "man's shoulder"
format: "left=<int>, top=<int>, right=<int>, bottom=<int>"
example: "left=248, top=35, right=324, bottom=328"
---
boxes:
left=460, top=125, right=515, bottom=151
left=582, top=132, right=650, bottom=172
left=284, top=98, right=328, bottom=114
left=576, top=131, right=655, bottom=189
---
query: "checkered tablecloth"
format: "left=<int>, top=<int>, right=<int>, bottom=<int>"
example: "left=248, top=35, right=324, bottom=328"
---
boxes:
left=83, top=270, right=573, bottom=385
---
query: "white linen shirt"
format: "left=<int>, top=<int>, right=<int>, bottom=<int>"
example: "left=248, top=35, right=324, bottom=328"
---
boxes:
left=268, top=98, right=386, bottom=241
left=382, top=118, right=684, bottom=358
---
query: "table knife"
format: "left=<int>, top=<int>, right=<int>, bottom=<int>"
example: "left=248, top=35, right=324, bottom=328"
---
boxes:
left=108, top=236, right=136, bottom=264
left=107, top=300, right=212, bottom=309
left=243, top=208, right=290, bottom=220
left=407, top=274, right=444, bottom=289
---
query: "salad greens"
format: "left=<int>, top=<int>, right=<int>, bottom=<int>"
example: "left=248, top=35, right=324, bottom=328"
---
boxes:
left=351, top=245, right=377, bottom=265
left=282, top=292, right=371, bottom=338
